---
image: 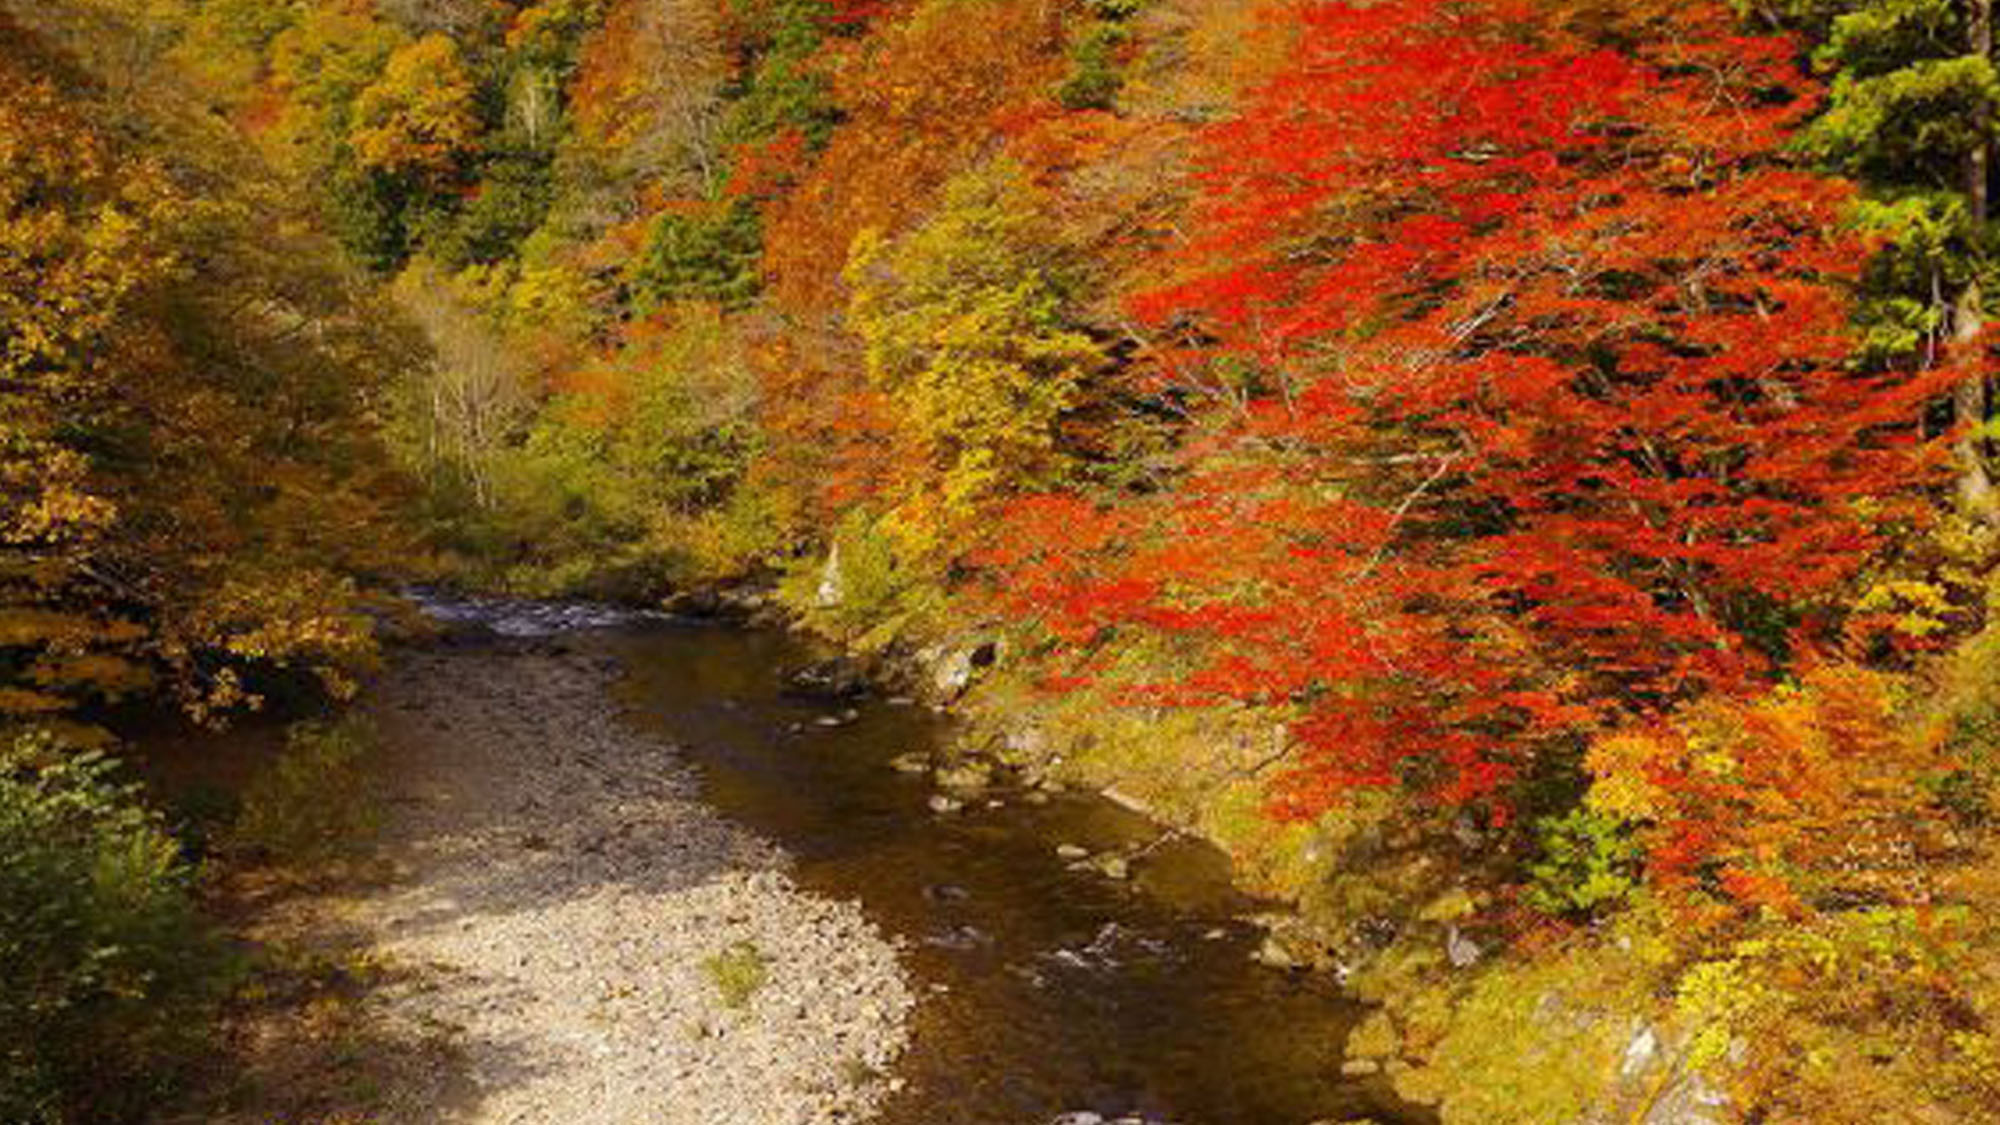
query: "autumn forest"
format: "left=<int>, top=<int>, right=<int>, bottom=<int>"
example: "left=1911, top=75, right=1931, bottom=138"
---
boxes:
left=6, top=0, right=2000, bottom=1121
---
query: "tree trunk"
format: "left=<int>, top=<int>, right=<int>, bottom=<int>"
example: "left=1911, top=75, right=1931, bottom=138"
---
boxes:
left=1960, top=0, right=1997, bottom=522
left=1954, top=293, right=1993, bottom=518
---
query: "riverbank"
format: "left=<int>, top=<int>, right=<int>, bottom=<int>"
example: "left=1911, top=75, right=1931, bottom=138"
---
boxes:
left=602, top=619, right=1418, bottom=1125
left=752, top=567, right=1716, bottom=1124
left=187, top=637, right=914, bottom=1125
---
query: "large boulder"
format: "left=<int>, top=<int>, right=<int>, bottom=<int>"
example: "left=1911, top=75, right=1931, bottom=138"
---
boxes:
left=784, top=657, right=872, bottom=701
left=815, top=544, right=845, bottom=609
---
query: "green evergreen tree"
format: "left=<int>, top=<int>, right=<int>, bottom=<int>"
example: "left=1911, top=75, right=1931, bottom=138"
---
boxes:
left=628, top=199, right=764, bottom=309
left=1750, top=0, right=2000, bottom=514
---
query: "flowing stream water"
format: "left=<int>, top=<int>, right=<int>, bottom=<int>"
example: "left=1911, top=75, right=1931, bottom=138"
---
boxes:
left=591, top=615, right=1430, bottom=1125
left=153, top=593, right=1432, bottom=1125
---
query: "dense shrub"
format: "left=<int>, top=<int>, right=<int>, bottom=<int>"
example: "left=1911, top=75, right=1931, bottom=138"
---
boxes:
left=233, top=717, right=381, bottom=864
left=628, top=200, right=763, bottom=309
left=1524, top=808, right=1643, bottom=918
left=1056, top=23, right=1129, bottom=111
left=429, top=152, right=558, bottom=268
left=0, top=733, right=229, bottom=1124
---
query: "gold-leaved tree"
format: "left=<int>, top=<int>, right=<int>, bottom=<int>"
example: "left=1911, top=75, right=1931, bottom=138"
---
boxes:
left=0, top=6, right=415, bottom=738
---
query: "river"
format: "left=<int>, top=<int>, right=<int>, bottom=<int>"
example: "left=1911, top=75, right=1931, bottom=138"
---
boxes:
left=597, top=616, right=1428, bottom=1125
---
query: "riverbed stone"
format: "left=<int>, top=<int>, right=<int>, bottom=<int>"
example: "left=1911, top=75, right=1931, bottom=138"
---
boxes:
left=351, top=645, right=915, bottom=1125
left=930, top=648, right=976, bottom=699
left=921, top=639, right=1001, bottom=701
left=1004, top=726, right=1049, bottom=760
left=1254, top=935, right=1298, bottom=969
left=934, top=761, right=993, bottom=792
left=1446, top=924, right=1483, bottom=969
left=785, top=658, right=871, bottom=701
left=1622, top=1025, right=1659, bottom=1078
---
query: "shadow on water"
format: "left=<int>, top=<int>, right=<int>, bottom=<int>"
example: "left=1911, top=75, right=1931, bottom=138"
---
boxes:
left=606, top=621, right=1432, bottom=1125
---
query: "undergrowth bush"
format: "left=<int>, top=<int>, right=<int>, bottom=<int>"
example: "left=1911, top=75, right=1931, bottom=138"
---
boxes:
left=1057, top=22, right=1129, bottom=110
left=782, top=508, right=947, bottom=650
left=0, top=731, right=229, bottom=1124
left=233, top=716, right=380, bottom=864
left=703, top=940, right=770, bottom=1010
left=1525, top=808, right=1643, bottom=918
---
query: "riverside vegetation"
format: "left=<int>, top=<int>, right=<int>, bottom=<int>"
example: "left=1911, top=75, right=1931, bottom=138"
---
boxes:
left=5, top=0, right=2000, bottom=1121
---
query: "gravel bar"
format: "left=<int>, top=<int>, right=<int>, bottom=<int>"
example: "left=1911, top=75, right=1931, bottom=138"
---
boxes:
left=352, top=644, right=914, bottom=1125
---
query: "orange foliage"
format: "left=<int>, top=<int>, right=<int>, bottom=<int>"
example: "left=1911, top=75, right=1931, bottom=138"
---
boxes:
left=745, top=319, right=896, bottom=517
left=1588, top=664, right=1958, bottom=919
left=568, top=0, right=727, bottom=197
left=761, top=0, right=1066, bottom=313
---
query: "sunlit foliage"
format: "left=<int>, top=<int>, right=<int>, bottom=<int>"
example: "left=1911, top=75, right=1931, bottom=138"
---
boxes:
left=847, top=160, right=1103, bottom=544
left=52, top=0, right=2000, bottom=1119
left=1, top=9, right=407, bottom=732
left=986, top=0, right=1949, bottom=821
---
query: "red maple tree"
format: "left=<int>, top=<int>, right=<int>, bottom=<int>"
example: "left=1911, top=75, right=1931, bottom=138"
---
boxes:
left=982, top=0, right=1950, bottom=820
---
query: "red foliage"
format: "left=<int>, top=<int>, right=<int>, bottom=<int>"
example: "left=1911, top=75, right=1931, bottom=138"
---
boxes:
left=981, top=0, right=1951, bottom=821
left=743, top=322, right=897, bottom=519
left=825, top=0, right=896, bottom=28
left=728, top=128, right=811, bottom=201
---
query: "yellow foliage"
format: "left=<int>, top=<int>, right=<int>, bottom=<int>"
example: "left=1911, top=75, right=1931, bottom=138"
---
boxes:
left=2, top=11, right=406, bottom=730
left=1852, top=577, right=1958, bottom=638
left=1584, top=664, right=1954, bottom=919
left=264, top=3, right=403, bottom=158
left=846, top=159, right=1103, bottom=547
left=349, top=34, right=479, bottom=178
